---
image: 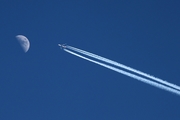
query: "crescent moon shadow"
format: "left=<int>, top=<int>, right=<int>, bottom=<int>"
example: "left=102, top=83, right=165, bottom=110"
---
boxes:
left=16, top=35, right=30, bottom=53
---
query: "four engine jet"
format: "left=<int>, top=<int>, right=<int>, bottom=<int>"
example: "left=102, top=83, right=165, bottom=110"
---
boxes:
left=58, top=44, right=67, bottom=49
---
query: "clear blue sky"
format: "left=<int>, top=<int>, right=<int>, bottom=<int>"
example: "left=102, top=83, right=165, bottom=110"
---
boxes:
left=1, top=0, right=180, bottom=120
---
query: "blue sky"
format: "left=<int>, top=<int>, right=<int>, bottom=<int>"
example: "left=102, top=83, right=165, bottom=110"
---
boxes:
left=1, top=0, right=180, bottom=120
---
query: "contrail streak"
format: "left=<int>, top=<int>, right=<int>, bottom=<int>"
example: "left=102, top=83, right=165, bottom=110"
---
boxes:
left=66, top=46, right=180, bottom=91
left=64, top=49, right=180, bottom=96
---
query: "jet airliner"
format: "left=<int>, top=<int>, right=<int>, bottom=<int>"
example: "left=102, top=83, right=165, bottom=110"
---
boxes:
left=58, top=44, right=67, bottom=49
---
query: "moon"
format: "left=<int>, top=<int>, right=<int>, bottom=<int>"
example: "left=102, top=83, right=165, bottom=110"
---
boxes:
left=16, top=35, right=30, bottom=53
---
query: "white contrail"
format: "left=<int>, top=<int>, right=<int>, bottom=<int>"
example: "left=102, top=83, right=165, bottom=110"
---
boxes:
left=64, top=49, right=180, bottom=96
left=66, top=46, right=180, bottom=91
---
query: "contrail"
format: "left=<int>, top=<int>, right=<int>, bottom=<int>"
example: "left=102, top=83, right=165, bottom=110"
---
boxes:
left=64, top=49, right=180, bottom=96
left=66, top=46, right=180, bottom=91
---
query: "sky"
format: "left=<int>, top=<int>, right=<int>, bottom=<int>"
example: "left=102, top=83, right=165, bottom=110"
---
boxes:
left=1, top=0, right=180, bottom=120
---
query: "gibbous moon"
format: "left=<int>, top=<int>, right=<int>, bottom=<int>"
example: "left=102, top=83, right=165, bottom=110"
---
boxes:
left=16, top=35, right=30, bottom=53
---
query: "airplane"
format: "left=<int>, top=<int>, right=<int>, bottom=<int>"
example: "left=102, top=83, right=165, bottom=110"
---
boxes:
left=58, top=44, right=67, bottom=49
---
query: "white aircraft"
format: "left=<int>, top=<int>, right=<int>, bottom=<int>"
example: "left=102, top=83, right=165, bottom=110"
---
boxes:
left=58, top=44, right=67, bottom=49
